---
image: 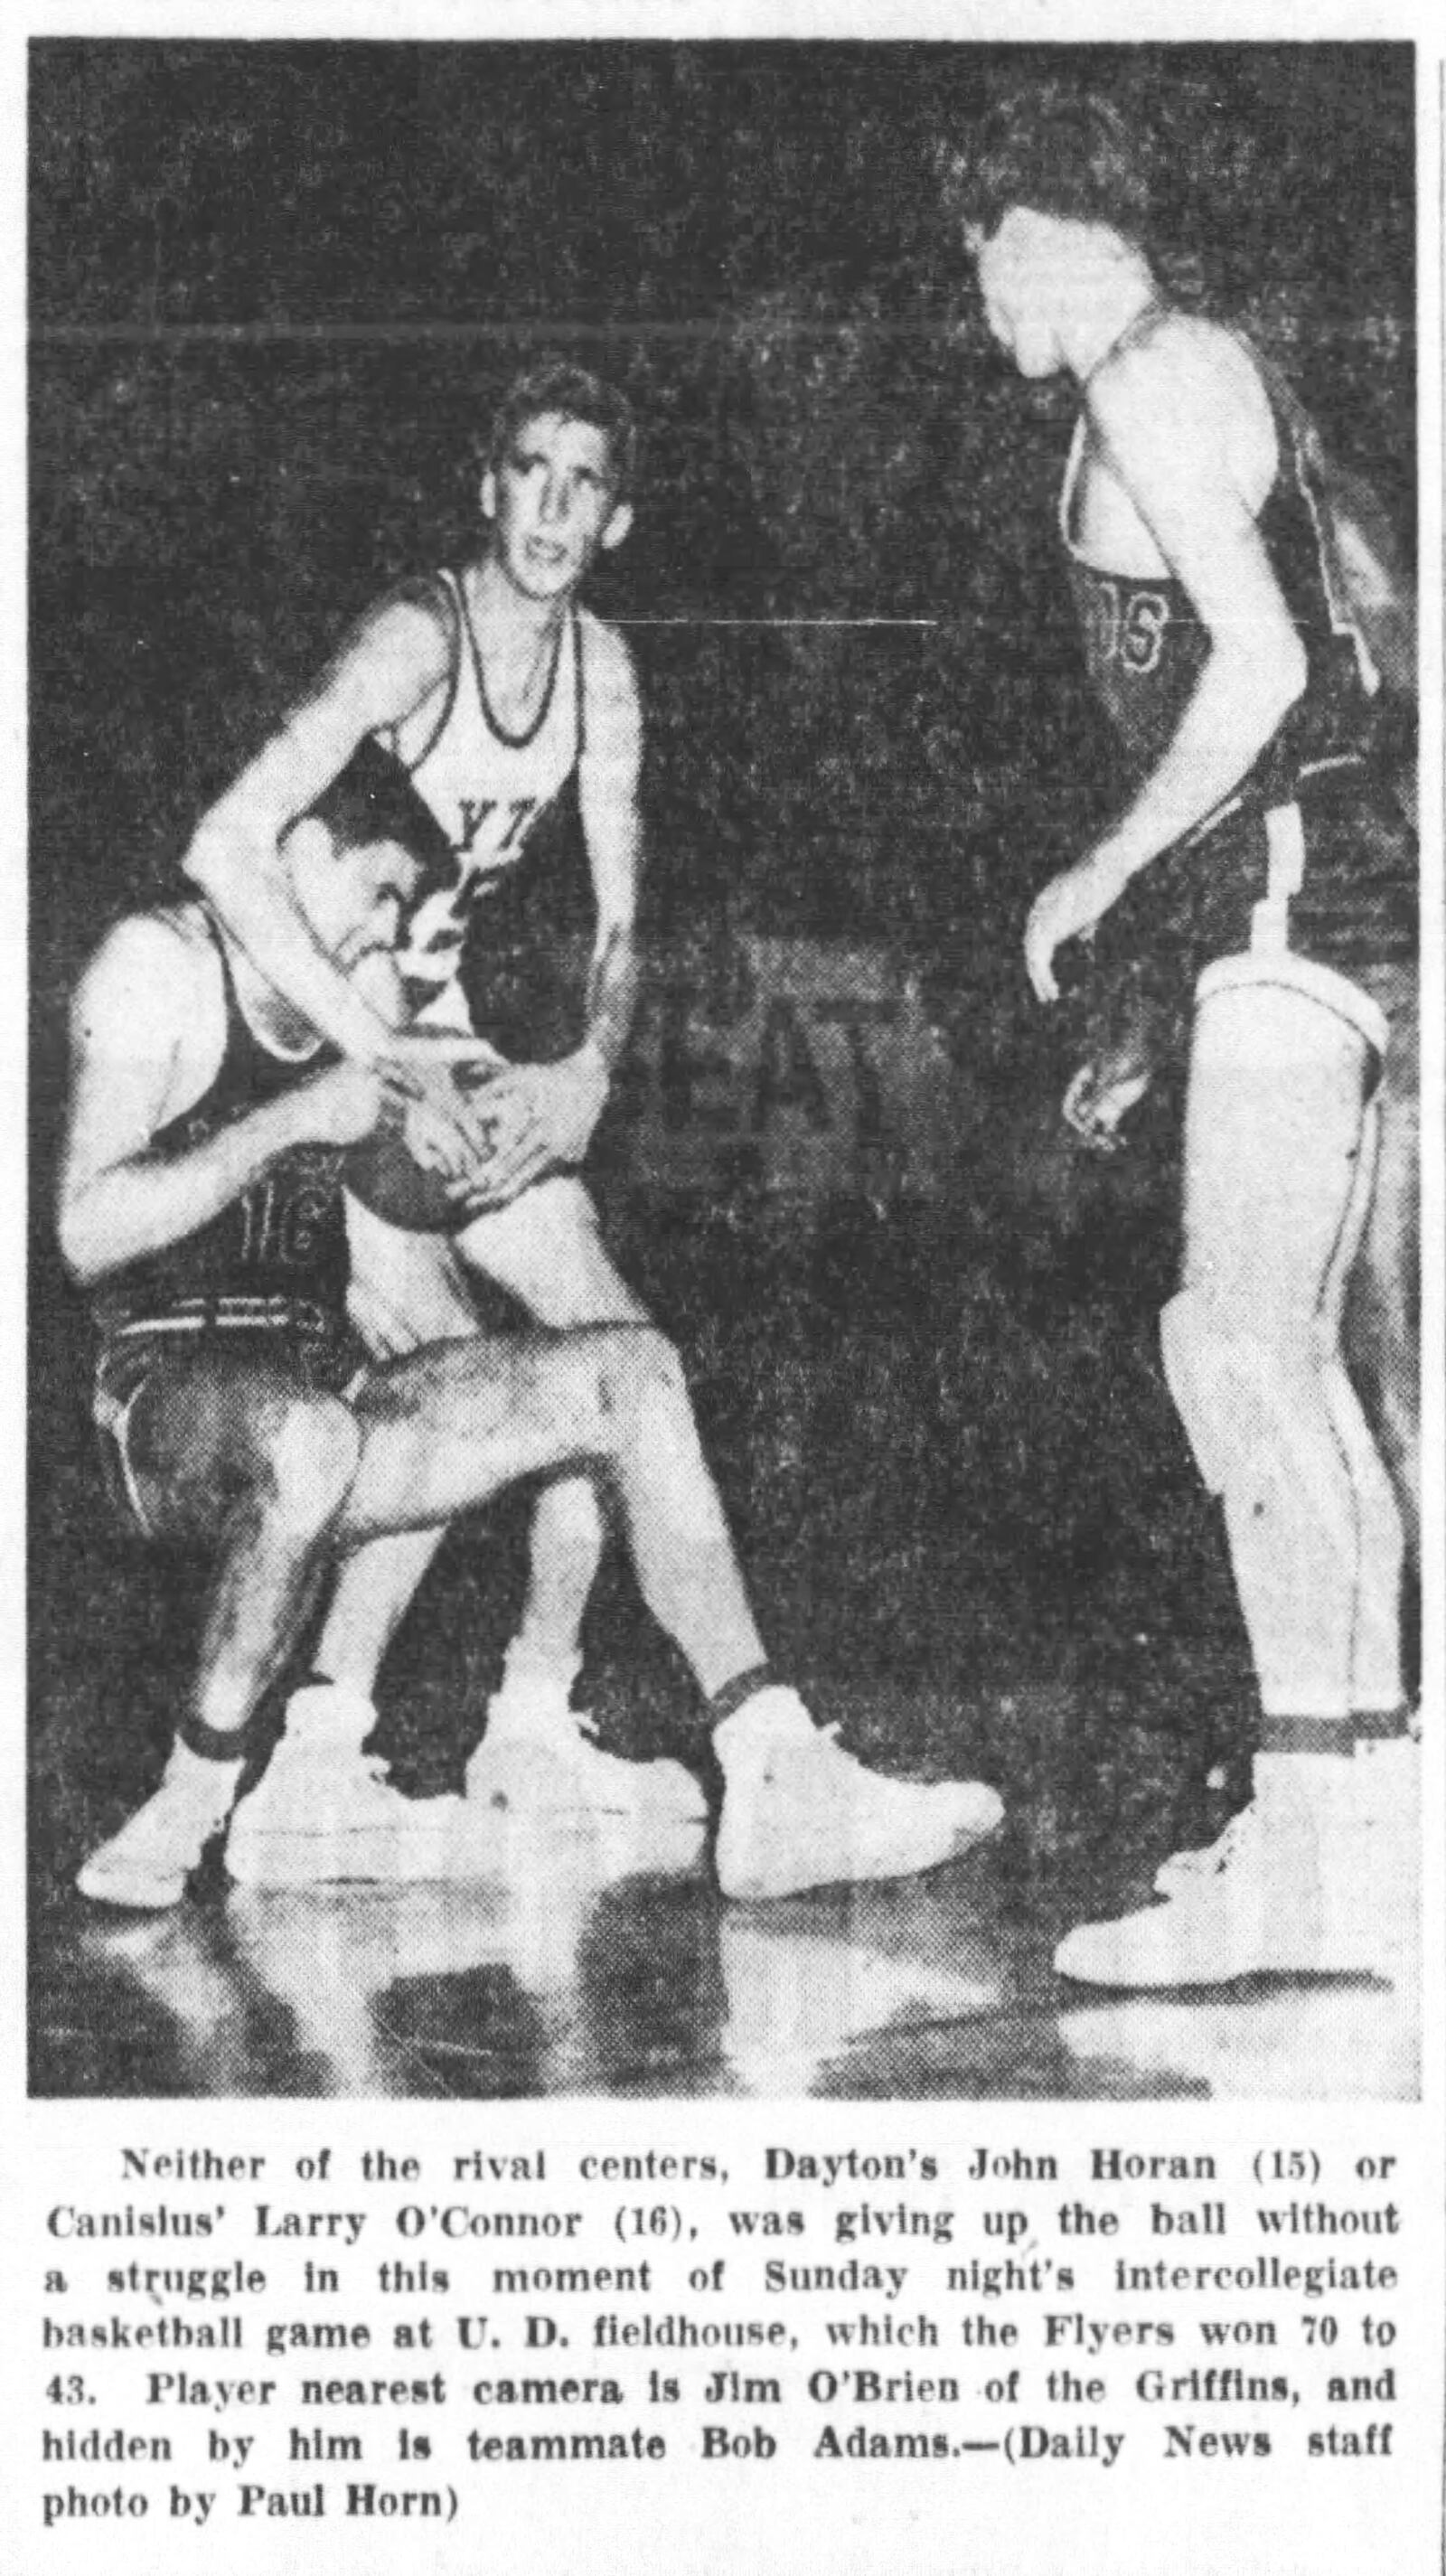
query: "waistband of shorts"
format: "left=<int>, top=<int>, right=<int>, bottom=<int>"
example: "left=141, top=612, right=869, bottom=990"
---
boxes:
left=1195, top=950, right=1391, bottom=1055
left=99, top=1293, right=343, bottom=1345
left=1183, top=754, right=1371, bottom=851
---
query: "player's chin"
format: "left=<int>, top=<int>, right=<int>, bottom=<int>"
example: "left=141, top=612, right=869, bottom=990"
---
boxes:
left=347, top=947, right=408, bottom=1022
left=512, top=544, right=584, bottom=597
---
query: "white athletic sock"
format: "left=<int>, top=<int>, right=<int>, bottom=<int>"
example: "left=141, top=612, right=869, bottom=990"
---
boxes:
left=283, top=1678, right=378, bottom=1757
left=490, top=1642, right=583, bottom=1718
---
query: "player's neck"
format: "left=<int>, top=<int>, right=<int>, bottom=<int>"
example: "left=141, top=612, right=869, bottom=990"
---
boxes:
left=1059, top=242, right=1161, bottom=384
left=466, top=550, right=572, bottom=655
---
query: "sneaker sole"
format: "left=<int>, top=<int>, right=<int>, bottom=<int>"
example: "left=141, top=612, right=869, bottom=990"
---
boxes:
left=452, top=1802, right=709, bottom=1882
left=1055, top=1932, right=1385, bottom=1989
left=76, top=1863, right=190, bottom=1910
left=718, top=1790, right=1003, bottom=1905
left=226, top=1827, right=464, bottom=1889
left=463, top=1776, right=708, bottom=1829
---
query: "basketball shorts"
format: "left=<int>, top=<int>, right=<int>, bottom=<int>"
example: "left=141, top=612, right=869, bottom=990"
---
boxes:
left=91, top=1299, right=361, bottom=1542
left=1097, top=758, right=1417, bottom=1067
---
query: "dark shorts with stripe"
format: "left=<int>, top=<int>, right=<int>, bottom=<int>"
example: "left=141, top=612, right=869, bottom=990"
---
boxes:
left=1094, top=757, right=1418, bottom=1069
left=91, top=1297, right=365, bottom=1542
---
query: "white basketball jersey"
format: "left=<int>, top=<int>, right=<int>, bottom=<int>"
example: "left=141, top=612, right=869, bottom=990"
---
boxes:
left=385, top=569, right=589, bottom=994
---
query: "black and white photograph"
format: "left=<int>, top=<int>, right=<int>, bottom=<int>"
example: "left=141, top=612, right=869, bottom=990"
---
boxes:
left=26, top=32, right=1427, bottom=2110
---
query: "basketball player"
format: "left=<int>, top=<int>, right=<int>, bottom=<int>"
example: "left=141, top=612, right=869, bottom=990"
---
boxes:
left=182, top=365, right=699, bottom=1852
left=948, top=89, right=1419, bottom=1988
left=64, top=747, right=1002, bottom=1911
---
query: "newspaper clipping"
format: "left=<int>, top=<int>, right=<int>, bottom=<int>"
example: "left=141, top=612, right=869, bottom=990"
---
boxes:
left=6, top=8, right=1443, bottom=2572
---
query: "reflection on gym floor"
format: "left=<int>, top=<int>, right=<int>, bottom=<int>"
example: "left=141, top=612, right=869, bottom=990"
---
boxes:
left=33, top=1829, right=1417, bottom=2102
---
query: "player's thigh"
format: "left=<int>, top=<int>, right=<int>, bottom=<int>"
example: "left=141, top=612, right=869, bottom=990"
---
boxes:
left=1353, top=969, right=1419, bottom=1339
left=452, top=1176, right=646, bottom=1326
left=1180, top=980, right=1374, bottom=1322
left=345, top=1323, right=658, bottom=1534
left=124, top=1348, right=357, bottom=1548
left=344, top=1190, right=482, bottom=1355
left=1344, top=969, right=1420, bottom=1472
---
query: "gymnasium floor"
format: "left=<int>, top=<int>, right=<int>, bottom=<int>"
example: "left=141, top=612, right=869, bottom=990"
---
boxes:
left=32, top=1616, right=1419, bottom=2105
left=29, top=1179, right=1420, bottom=2106
left=31, top=1763, right=1418, bottom=2103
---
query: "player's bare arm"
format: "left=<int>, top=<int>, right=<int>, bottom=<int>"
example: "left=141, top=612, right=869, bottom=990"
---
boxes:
left=479, top=623, right=644, bottom=1200
left=183, top=590, right=466, bottom=1066
left=1026, top=325, right=1307, bottom=1001
left=57, top=914, right=382, bottom=1286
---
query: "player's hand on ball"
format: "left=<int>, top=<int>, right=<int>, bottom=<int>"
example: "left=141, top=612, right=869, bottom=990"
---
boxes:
left=468, top=1048, right=611, bottom=1203
left=399, top=1088, right=482, bottom=1184
left=1024, top=851, right=1129, bottom=1004
left=376, top=1033, right=504, bottom=1178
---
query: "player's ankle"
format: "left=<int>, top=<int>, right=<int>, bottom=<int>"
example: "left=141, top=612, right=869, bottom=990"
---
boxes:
left=282, top=1675, right=378, bottom=1753
left=163, top=1735, right=246, bottom=1825
left=1257, top=1714, right=1355, bottom=1759
left=712, top=1676, right=821, bottom=1770
left=502, top=1639, right=582, bottom=1695
left=707, top=1664, right=778, bottom=1728
left=173, top=1720, right=249, bottom=1778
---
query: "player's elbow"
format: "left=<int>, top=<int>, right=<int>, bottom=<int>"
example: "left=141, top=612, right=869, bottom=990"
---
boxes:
left=181, top=807, right=237, bottom=898
left=183, top=793, right=283, bottom=907
left=1257, top=624, right=1309, bottom=733
left=55, top=1183, right=115, bottom=1290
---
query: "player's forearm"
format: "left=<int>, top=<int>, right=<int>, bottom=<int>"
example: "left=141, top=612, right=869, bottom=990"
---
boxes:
left=579, top=920, right=642, bottom=1075
left=1094, top=639, right=1307, bottom=884
left=185, top=816, right=396, bottom=1065
left=58, top=1090, right=321, bottom=1287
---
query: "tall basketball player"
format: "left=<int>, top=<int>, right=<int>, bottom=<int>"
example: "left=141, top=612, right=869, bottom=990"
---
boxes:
left=947, top=89, right=1419, bottom=1988
left=182, top=365, right=702, bottom=1863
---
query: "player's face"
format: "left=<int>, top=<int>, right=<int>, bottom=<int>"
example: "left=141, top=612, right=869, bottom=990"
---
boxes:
left=968, top=211, right=1065, bottom=380
left=292, top=832, right=423, bottom=973
left=482, top=412, right=632, bottom=601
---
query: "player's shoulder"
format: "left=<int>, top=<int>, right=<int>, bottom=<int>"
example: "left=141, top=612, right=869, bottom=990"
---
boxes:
left=577, top=601, right=636, bottom=683
left=324, top=571, right=457, bottom=700
left=1090, top=307, right=1266, bottom=444
left=74, top=901, right=220, bottom=1033
left=577, top=604, right=640, bottom=734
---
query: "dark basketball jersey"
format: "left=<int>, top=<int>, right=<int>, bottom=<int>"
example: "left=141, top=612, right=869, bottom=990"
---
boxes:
left=381, top=570, right=596, bottom=1060
left=93, top=915, right=350, bottom=1352
left=1064, top=313, right=1415, bottom=987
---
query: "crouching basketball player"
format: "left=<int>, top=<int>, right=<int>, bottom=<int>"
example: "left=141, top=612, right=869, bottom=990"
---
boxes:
left=180, top=364, right=699, bottom=1847
left=948, top=89, right=1419, bottom=1989
left=62, top=749, right=1002, bottom=1911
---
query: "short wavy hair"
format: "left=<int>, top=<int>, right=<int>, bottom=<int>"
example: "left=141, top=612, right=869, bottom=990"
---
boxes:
left=944, top=85, right=1155, bottom=247
left=485, top=362, right=638, bottom=500
left=300, top=738, right=453, bottom=887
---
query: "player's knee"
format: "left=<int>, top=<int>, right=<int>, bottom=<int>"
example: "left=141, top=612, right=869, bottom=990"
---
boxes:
left=1161, top=1292, right=1237, bottom=1493
left=587, top=1324, right=684, bottom=1443
left=261, top=1395, right=362, bottom=1540
left=1160, top=1289, right=1312, bottom=1495
left=534, top=1469, right=606, bottom=1547
left=599, top=1329, right=726, bottom=1539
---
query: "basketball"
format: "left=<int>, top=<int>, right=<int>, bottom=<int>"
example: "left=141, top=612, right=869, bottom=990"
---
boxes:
left=344, top=1057, right=500, bottom=1233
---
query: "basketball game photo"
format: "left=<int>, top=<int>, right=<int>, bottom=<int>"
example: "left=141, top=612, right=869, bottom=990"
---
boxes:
left=25, top=33, right=1430, bottom=2111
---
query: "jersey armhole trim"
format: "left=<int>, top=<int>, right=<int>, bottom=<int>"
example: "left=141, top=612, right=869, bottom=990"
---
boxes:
left=390, top=569, right=464, bottom=776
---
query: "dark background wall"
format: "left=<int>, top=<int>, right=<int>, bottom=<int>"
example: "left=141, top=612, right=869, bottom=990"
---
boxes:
left=31, top=42, right=1413, bottom=964
left=28, top=42, right=1416, bottom=1893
